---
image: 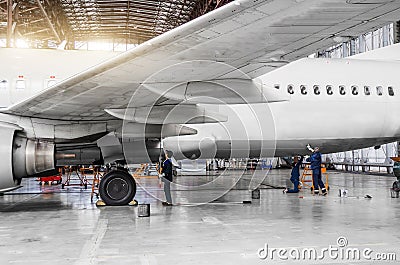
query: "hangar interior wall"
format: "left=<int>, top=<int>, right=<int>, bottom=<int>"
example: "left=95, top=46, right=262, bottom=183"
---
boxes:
left=318, top=22, right=400, bottom=172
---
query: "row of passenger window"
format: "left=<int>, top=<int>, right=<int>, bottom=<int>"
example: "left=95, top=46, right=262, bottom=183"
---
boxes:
left=0, top=79, right=58, bottom=89
left=280, top=84, right=395, bottom=96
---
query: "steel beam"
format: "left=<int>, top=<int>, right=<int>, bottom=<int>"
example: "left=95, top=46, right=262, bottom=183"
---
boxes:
left=2, top=0, right=234, bottom=49
left=190, top=0, right=233, bottom=20
left=6, top=0, right=12, bottom=47
left=35, top=0, right=61, bottom=43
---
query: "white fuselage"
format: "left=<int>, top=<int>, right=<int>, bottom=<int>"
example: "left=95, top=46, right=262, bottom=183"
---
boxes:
left=1, top=48, right=399, bottom=159
left=0, top=48, right=120, bottom=107
left=164, top=58, right=400, bottom=158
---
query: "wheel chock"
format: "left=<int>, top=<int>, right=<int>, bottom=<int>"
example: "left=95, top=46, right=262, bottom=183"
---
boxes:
left=96, top=200, right=107, bottom=207
left=95, top=199, right=138, bottom=207
left=128, top=200, right=138, bottom=206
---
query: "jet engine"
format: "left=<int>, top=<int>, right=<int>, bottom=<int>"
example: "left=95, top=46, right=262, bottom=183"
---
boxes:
left=0, top=123, right=55, bottom=192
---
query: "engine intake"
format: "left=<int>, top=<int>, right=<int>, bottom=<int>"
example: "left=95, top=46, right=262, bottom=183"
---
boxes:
left=0, top=123, right=55, bottom=192
left=13, top=136, right=55, bottom=178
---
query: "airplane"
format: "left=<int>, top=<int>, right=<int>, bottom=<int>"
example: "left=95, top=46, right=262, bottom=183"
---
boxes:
left=1, top=0, right=400, bottom=205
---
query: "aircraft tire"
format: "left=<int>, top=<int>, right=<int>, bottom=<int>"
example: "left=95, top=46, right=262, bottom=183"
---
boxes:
left=99, top=170, right=136, bottom=206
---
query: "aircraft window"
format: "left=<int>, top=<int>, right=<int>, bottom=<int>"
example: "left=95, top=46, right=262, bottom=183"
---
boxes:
left=274, top=84, right=280, bottom=90
left=388, top=86, right=395, bottom=96
left=376, top=86, right=383, bottom=96
left=47, top=80, right=57, bottom=88
left=351, top=85, right=359, bottom=95
left=300, top=85, right=307, bottom=95
left=287, top=85, right=294, bottom=95
left=326, top=85, right=333, bottom=95
left=339, top=85, right=346, bottom=95
left=313, top=85, right=320, bottom=95
left=0, top=80, right=7, bottom=89
left=16, top=79, right=26, bottom=89
left=364, top=86, right=371, bottom=95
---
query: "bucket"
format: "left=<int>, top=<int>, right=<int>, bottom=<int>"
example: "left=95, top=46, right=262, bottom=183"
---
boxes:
left=390, top=189, right=399, bottom=198
left=339, top=189, right=348, bottom=197
left=252, top=188, right=260, bottom=199
left=138, top=204, right=150, bottom=217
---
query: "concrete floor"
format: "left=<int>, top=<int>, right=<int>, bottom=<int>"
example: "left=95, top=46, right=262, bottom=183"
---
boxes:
left=0, top=169, right=399, bottom=264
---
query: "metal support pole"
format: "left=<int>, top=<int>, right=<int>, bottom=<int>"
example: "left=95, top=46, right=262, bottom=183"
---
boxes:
left=350, top=39, right=356, bottom=56
left=385, top=144, right=393, bottom=174
left=398, top=142, right=400, bottom=157
left=6, top=0, right=13, bottom=48
left=361, top=148, right=366, bottom=172
left=371, top=31, right=375, bottom=50
left=342, top=42, right=348, bottom=57
left=359, top=35, right=366, bottom=53
left=383, top=25, right=389, bottom=47
left=394, top=21, right=400, bottom=44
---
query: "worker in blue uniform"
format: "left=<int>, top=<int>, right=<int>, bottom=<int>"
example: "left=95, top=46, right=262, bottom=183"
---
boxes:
left=306, top=146, right=327, bottom=195
left=160, top=150, right=174, bottom=206
left=284, top=156, right=304, bottom=193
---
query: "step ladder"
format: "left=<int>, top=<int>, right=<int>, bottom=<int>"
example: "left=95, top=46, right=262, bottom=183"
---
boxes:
left=90, top=166, right=104, bottom=201
left=133, top=164, right=158, bottom=179
left=300, top=165, right=329, bottom=192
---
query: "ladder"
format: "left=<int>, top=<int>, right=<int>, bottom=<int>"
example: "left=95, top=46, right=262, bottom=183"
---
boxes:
left=133, top=164, right=158, bottom=179
left=90, top=166, right=104, bottom=201
left=300, top=165, right=329, bottom=192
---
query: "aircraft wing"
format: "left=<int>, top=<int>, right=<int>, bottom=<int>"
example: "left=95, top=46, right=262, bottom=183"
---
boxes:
left=4, top=0, right=400, bottom=121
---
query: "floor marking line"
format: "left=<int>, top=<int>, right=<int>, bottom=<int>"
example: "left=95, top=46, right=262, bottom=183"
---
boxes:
left=74, top=219, right=108, bottom=265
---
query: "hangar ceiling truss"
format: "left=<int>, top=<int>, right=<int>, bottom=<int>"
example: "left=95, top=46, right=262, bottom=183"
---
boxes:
left=0, top=0, right=233, bottom=49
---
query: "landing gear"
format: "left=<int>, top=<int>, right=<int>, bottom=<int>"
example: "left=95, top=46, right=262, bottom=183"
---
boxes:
left=99, top=170, right=136, bottom=206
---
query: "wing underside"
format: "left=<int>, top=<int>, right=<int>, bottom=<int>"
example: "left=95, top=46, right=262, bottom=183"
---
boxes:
left=3, top=0, right=400, bottom=121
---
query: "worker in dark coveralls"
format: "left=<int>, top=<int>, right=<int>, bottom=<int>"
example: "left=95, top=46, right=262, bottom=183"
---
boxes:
left=284, top=156, right=303, bottom=193
left=306, top=146, right=327, bottom=195
left=160, top=150, right=173, bottom=206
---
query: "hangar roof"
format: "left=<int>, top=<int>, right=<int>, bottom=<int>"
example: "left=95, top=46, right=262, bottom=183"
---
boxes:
left=0, top=0, right=233, bottom=49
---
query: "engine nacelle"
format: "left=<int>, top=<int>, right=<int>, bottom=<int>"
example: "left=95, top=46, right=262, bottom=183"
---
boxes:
left=0, top=123, right=55, bottom=192
left=56, top=146, right=103, bottom=166
left=122, top=139, right=163, bottom=164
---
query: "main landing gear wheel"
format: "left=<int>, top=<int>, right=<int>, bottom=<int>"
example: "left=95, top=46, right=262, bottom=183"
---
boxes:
left=99, top=170, right=137, bottom=206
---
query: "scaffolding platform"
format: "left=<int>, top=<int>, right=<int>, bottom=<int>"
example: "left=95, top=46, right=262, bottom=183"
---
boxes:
left=61, top=166, right=89, bottom=189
